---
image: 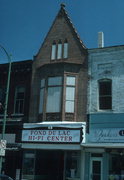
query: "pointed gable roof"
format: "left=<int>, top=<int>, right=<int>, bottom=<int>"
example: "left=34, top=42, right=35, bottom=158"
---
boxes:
left=35, top=4, right=87, bottom=67
left=36, top=4, right=86, bottom=55
left=57, top=4, right=86, bottom=49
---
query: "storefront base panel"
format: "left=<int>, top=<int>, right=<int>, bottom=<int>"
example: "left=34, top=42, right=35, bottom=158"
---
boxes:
left=84, top=148, right=124, bottom=180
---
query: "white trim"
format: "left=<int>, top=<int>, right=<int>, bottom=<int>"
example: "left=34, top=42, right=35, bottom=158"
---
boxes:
left=90, top=157, right=103, bottom=180
left=23, top=122, right=86, bottom=129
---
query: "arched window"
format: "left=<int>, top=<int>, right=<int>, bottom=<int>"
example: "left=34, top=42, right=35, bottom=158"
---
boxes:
left=51, top=39, right=68, bottom=60
left=98, top=79, right=112, bottom=110
left=63, top=39, right=68, bottom=59
left=57, top=40, right=62, bottom=59
left=51, top=41, right=56, bottom=60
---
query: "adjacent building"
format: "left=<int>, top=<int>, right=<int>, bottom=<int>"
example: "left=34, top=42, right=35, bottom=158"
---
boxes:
left=87, top=45, right=124, bottom=180
left=0, top=60, right=32, bottom=179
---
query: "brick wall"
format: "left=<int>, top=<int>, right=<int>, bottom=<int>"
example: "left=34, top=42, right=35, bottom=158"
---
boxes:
left=88, top=46, right=124, bottom=113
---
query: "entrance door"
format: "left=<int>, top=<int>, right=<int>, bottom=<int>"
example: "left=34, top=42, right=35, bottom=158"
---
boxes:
left=90, top=157, right=103, bottom=180
left=35, top=150, right=64, bottom=180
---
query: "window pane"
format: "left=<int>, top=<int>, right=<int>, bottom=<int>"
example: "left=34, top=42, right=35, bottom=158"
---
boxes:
left=66, top=87, right=75, bottom=100
left=66, top=76, right=75, bottom=86
left=51, top=44, right=56, bottom=60
left=0, top=88, right=5, bottom=103
left=99, top=81, right=111, bottom=95
left=99, top=80, right=112, bottom=110
left=46, top=87, right=62, bottom=112
left=66, top=101, right=74, bottom=113
left=39, top=88, right=44, bottom=113
left=15, top=86, right=25, bottom=114
left=57, top=43, right=62, bottom=59
left=63, top=42, right=68, bottom=58
left=99, top=97, right=112, bottom=109
left=40, top=79, right=45, bottom=88
left=92, top=161, right=101, bottom=180
left=65, top=152, right=80, bottom=179
left=48, top=77, right=62, bottom=86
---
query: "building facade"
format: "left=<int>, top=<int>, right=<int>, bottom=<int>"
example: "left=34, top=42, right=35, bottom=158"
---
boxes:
left=21, top=4, right=88, bottom=180
left=1, top=4, right=124, bottom=180
left=87, top=45, right=124, bottom=180
left=0, top=60, right=32, bottom=179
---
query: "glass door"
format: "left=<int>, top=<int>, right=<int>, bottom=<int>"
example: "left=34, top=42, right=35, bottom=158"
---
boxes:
left=90, top=157, right=103, bottom=180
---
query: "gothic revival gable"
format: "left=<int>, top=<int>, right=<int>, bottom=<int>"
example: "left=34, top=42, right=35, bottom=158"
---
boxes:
left=34, top=4, right=87, bottom=68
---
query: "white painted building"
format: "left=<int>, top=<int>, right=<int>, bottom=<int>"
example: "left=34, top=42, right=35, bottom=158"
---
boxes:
left=86, top=45, right=124, bottom=180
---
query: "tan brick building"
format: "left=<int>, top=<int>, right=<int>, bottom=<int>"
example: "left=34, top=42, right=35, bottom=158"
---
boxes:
left=21, top=4, right=88, bottom=180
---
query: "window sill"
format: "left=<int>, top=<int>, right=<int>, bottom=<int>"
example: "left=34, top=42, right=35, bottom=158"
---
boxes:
left=50, top=58, right=68, bottom=61
left=97, top=109, right=113, bottom=113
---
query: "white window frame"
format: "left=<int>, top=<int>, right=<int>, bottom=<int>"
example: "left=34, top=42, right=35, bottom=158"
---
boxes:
left=51, top=43, right=57, bottom=60
left=65, top=76, right=76, bottom=113
left=57, top=41, right=62, bottom=59
left=63, top=41, right=68, bottom=58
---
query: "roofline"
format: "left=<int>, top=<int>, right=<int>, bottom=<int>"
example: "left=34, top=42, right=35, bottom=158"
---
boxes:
left=88, top=44, right=124, bottom=52
left=0, top=59, right=32, bottom=66
left=35, top=4, right=87, bottom=58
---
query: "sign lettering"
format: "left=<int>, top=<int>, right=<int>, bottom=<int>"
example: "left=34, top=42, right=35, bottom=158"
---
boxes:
left=22, top=129, right=81, bottom=143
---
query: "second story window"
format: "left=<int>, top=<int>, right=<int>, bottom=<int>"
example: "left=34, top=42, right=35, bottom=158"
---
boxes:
left=99, top=79, right=112, bottom=110
left=38, top=75, right=77, bottom=121
left=0, top=87, right=5, bottom=114
left=39, top=79, right=45, bottom=113
left=65, top=76, right=76, bottom=113
left=14, top=86, right=25, bottom=114
left=46, top=77, right=62, bottom=112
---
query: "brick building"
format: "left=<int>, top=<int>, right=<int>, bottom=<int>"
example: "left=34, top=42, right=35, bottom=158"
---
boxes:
left=21, top=4, right=88, bottom=180
left=2, top=3, right=124, bottom=180
left=0, top=60, right=32, bottom=179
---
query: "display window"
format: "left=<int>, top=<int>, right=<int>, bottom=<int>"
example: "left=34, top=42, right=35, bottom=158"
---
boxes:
left=21, top=150, right=81, bottom=180
left=65, top=151, right=80, bottom=180
left=109, top=152, right=124, bottom=180
left=22, top=150, right=35, bottom=180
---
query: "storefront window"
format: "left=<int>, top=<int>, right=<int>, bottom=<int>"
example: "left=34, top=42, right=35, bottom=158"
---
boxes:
left=22, top=151, right=35, bottom=180
left=65, top=151, right=80, bottom=180
left=109, top=153, right=124, bottom=180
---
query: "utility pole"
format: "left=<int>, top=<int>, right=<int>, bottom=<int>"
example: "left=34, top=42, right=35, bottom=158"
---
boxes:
left=0, top=45, right=12, bottom=173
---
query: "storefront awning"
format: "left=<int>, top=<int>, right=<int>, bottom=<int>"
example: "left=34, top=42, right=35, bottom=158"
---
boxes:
left=23, top=121, right=86, bottom=129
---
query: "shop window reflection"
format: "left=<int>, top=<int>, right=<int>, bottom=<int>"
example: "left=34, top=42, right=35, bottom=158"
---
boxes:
left=65, top=151, right=80, bottom=180
left=22, top=151, right=35, bottom=180
left=109, top=153, right=124, bottom=180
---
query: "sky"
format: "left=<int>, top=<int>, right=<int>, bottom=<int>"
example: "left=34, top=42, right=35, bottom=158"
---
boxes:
left=0, top=0, right=124, bottom=62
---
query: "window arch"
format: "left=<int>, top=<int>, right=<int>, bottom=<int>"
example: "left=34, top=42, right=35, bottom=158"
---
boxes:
left=98, top=79, right=112, bottom=110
